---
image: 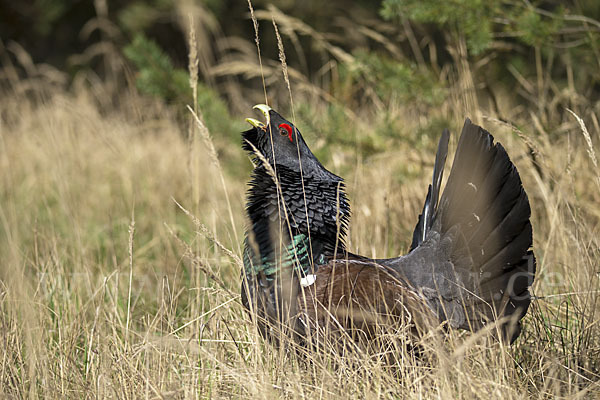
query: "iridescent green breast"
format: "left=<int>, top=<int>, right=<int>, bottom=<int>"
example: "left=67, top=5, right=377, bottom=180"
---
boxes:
left=243, top=233, right=323, bottom=281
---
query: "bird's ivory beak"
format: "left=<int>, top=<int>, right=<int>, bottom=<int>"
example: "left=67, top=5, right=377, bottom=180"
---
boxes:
left=245, top=118, right=265, bottom=129
left=253, top=104, right=271, bottom=127
left=245, top=104, right=271, bottom=131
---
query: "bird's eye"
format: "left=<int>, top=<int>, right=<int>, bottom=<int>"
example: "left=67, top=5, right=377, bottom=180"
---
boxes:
left=278, top=123, right=293, bottom=142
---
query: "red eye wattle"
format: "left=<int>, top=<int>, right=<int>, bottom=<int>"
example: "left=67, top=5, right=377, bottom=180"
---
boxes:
left=278, top=123, right=293, bottom=142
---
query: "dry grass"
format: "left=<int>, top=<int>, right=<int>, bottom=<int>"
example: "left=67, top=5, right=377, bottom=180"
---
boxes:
left=2, top=9, right=600, bottom=399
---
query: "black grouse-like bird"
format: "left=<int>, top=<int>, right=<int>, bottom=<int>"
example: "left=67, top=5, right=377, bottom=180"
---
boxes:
left=241, top=104, right=535, bottom=346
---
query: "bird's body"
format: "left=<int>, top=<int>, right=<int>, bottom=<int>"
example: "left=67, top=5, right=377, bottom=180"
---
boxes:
left=241, top=105, right=535, bottom=346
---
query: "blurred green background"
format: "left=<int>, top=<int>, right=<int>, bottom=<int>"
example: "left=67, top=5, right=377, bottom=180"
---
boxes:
left=3, top=0, right=600, bottom=155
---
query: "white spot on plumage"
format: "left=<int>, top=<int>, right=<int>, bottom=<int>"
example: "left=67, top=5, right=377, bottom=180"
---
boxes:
left=300, top=274, right=317, bottom=287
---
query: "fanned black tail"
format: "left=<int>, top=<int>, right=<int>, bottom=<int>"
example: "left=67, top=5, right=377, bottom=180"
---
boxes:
left=411, top=119, right=536, bottom=343
left=411, top=129, right=450, bottom=250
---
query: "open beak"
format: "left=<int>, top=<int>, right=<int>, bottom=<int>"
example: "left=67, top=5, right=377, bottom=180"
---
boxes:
left=244, top=118, right=265, bottom=129
left=245, top=104, right=272, bottom=130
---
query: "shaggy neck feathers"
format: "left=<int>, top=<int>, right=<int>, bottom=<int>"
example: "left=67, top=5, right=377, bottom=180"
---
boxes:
left=244, top=164, right=350, bottom=279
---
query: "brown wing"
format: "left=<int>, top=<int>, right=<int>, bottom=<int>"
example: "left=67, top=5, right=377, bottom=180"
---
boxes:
left=296, top=258, right=438, bottom=344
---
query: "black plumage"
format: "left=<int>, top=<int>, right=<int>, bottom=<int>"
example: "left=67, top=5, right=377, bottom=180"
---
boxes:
left=241, top=106, right=536, bottom=346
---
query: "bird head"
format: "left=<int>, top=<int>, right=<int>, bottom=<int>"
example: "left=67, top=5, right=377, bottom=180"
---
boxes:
left=242, top=104, right=334, bottom=179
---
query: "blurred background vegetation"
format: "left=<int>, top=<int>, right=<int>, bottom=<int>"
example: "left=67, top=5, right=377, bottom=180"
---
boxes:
left=3, top=0, right=600, bottom=154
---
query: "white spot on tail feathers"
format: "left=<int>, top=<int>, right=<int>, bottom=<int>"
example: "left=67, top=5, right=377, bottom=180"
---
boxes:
left=468, top=182, right=477, bottom=191
left=473, top=213, right=480, bottom=222
left=300, top=274, right=317, bottom=287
